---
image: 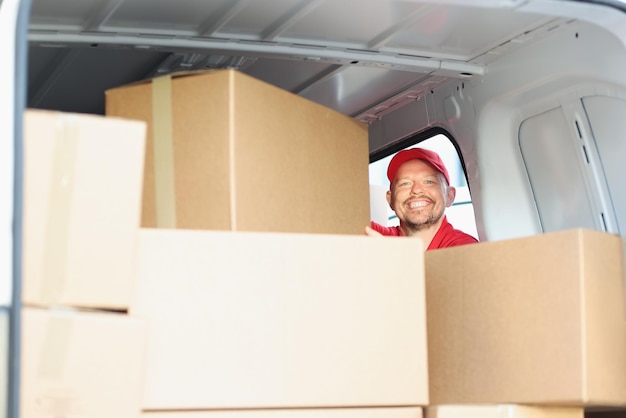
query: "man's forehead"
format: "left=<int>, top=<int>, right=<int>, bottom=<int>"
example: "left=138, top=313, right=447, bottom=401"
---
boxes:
left=395, top=159, right=440, bottom=176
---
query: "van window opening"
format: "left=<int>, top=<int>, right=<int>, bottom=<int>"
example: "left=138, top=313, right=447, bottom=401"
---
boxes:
left=369, top=133, right=478, bottom=240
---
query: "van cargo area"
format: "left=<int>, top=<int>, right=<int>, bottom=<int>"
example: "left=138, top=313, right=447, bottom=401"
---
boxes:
left=2, top=0, right=626, bottom=417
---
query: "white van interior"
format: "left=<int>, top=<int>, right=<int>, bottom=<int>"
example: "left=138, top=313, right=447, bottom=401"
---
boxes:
left=23, top=0, right=626, bottom=243
left=3, top=0, right=626, bottom=416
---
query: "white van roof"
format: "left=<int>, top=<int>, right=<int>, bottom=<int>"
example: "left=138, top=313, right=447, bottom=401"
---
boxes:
left=27, top=0, right=626, bottom=123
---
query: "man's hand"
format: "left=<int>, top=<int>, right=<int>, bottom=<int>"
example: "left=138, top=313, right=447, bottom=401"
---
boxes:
left=364, top=226, right=384, bottom=237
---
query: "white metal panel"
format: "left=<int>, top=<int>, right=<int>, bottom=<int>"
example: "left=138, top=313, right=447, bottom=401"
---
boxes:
left=27, top=0, right=562, bottom=121
left=106, top=0, right=233, bottom=33
left=519, top=106, right=600, bottom=232
left=276, top=0, right=426, bottom=47
left=299, top=66, right=427, bottom=116
left=582, top=95, right=626, bottom=235
left=31, top=0, right=556, bottom=61
left=29, top=0, right=107, bottom=30
left=216, top=0, right=305, bottom=39
left=456, top=14, right=626, bottom=242
left=368, top=97, right=431, bottom=153
left=384, top=4, right=553, bottom=60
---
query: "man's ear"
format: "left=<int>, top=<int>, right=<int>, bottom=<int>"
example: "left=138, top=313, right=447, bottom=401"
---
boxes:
left=446, top=186, right=456, bottom=208
left=386, top=190, right=393, bottom=210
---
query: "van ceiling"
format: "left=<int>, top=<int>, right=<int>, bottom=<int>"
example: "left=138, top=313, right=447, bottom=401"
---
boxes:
left=27, top=0, right=566, bottom=123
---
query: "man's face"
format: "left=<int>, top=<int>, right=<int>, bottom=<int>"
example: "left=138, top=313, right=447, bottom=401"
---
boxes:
left=386, top=159, right=455, bottom=232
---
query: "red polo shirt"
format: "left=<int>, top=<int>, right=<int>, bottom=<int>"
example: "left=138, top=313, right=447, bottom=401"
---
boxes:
left=369, top=216, right=478, bottom=250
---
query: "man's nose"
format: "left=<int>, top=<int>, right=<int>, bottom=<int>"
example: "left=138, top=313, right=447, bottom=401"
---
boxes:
left=410, top=182, right=423, bottom=194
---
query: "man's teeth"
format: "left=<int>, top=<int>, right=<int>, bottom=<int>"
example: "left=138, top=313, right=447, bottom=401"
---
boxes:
left=409, top=201, right=428, bottom=208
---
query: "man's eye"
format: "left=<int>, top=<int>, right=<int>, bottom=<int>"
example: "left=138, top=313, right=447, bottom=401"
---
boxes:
left=424, top=180, right=434, bottom=185
left=399, top=181, right=411, bottom=187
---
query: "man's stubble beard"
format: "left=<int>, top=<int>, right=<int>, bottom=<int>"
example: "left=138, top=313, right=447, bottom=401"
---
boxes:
left=404, top=209, right=444, bottom=233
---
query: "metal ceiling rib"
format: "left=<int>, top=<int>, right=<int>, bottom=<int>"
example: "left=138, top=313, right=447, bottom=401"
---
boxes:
left=27, top=0, right=561, bottom=122
left=83, top=0, right=126, bottom=31
left=197, top=0, right=251, bottom=37
left=28, top=0, right=501, bottom=68
left=366, top=6, right=436, bottom=50
left=28, top=32, right=483, bottom=74
left=260, top=0, right=325, bottom=41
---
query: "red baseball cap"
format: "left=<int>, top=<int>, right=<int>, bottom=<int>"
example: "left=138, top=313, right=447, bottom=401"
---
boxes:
left=387, top=148, right=450, bottom=185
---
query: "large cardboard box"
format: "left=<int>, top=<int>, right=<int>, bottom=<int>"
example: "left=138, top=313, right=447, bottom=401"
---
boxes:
left=105, top=69, right=370, bottom=234
left=426, top=229, right=626, bottom=406
left=425, top=405, right=582, bottom=418
left=131, top=229, right=428, bottom=410
left=22, top=109, right=146, bottom=309
left=141, top=407, right=423, bottom=418
left=21, top=307, right=147, bottom=418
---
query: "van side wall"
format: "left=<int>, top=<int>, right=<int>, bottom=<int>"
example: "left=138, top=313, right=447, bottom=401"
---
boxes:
left=370, top=16, right=626, bottom=242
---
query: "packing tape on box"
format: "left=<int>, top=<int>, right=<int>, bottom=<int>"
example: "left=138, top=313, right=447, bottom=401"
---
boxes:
left=37, top=314, right=73, bottom=379
left=41, top=116, right=78, bottom=304
left=151, top=75, right=177, bottom=228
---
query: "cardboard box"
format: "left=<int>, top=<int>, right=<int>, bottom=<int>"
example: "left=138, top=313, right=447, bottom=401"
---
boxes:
left=21, top=307, right=147, bottom=418
left=426, top=229, right=626, bottom=406
left=105, top=69, right=370, bottom=234
left=131, top=228, right=428, bottom=410
left=425, top=405, right=583, bottom=418
left=22, top=109, right=146, bottom=309
left=141, top=407, right=423, bottom=418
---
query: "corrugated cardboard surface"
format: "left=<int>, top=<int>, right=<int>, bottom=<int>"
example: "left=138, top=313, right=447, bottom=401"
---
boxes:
left=22, top=109, right=146, bottom=310
left=425, top=405, right=583, bottom=418
left=131, top=228, right=428, bottom=410
left=106, top=69, right=370, bottom=234
left=21, top=307, right=147, bottom=418
left=141, top=407, right=423, bottom=418
left=426, top=229, right=626, bottom=406
left=104, top=82, right=157, bottom=230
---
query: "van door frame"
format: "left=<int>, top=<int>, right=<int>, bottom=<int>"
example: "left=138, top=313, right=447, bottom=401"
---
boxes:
left=1, top=0, right=33, bottom=416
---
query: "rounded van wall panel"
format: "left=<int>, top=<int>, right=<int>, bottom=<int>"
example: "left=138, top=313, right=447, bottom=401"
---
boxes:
left=582, top=95, right=626, bottom=235
left=519, top=105, right=600, bottom=232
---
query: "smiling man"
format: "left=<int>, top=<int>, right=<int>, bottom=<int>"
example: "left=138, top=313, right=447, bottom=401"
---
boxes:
left=366, top=148, right=479, bottom=251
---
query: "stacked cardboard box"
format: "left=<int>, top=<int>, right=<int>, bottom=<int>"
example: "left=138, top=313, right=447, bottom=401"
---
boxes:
left=19, top=73, right=429, bottom=418
left=22, top=109, right=147, bottom=310
left=30, top=73, right=624, bottom=418
left=21, top=109, right=148, bottom=418
left=101, top=70, right=431, bottom=416
left=21, top=96, right=626, bottom=418
left=425, top=405, right=583, bottom=418
left=140, top=408, right=424, bottom=418
left=132, top=228, right=429, bottom=412
left=425, top=229, right=626, bottom=407
left=105, top=69, right=370, bottom=235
